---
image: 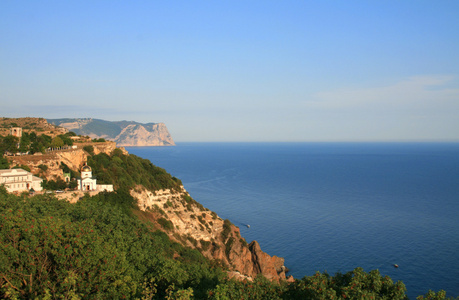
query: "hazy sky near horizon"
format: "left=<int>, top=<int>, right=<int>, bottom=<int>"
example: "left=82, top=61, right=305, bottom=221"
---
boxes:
left=1, top=1, right=458, bottom=142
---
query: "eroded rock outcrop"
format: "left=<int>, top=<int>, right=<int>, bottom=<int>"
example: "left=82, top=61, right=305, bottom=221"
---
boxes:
left=131, top=186, right=288, bottom=282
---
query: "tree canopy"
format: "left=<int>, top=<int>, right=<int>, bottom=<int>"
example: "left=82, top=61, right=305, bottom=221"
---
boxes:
left=87, top=149, right=183, bottom=192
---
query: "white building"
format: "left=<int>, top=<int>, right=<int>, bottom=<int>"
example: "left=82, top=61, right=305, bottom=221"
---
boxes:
left=0, top=168, right=43, bottom=193
left=77, top=165, right=113, bottom=192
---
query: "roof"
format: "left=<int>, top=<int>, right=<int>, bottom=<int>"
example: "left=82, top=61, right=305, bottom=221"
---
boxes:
left=0, top=168, right=29, bottom=176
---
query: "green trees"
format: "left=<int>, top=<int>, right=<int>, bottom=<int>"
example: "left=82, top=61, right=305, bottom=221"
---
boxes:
left=417, top=290, right=458, bottom=300
left=208, top=268, right=411, bottom=300
left=0, top=189, right=225, bottom=299
left=0, top=135, right=19, bottom=153
left=0, top=132, right=76, bottom=155
left=0, top=157, right=9, bottom=169
left=57, top=134, right=74, bottom=146
left=41, top=178, right=68, bottom=190
left=83, top=145, right=95, bottom=156
left=86, top=149, right=182, bottom=192
left=50, top=136, right=64, bottom=148
left=92, top=138, right=106, bottom=143
left=209, top=276, right=285, bottom=300
left=284, top=268, right=408, bottom=299
left=18, top=133, right=31, bottom=152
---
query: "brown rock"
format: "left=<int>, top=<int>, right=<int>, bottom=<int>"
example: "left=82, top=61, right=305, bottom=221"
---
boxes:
left=249, top=240, right=286, bottom=282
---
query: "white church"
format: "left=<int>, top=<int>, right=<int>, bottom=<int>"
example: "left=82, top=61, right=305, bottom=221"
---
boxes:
left=77, top=164, right=114, bottom=192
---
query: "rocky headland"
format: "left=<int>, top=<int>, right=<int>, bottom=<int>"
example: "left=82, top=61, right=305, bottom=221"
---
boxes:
left=48, top=118, right=175, bottom=146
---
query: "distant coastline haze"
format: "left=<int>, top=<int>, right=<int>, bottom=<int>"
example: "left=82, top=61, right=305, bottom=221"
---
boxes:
left=1, top=1, right=458, bottom=142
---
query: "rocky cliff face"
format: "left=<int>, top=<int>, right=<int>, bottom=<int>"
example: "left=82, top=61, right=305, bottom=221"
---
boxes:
left=131, top=186, right=289, bottom=282
left=8, top=142, right=118, bottom=181
left=48, top=118, right=175, bottom=146
left=115, top=123, right=174, bottom=146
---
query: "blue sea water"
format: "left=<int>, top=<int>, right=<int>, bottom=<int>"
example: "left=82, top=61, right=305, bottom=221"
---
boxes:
left=126, top=142, right=459, bottom=299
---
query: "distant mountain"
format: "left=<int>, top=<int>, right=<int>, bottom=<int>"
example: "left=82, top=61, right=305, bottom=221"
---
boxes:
left=48, top=118, right=175, bottom=146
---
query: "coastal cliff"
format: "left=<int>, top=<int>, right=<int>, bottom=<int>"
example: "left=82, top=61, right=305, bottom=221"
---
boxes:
left=48, top=118, right=175, bottom=146
left=1, top=117, right=287, bottom=282
left=131, top=187, right=289, bottom=282
left=4, top=138, right=288, bottom=281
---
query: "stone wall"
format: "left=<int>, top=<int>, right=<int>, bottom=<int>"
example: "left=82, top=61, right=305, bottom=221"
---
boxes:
left=7, top=142, right=120, bottom=181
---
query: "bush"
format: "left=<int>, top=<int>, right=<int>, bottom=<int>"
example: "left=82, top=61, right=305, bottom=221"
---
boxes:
left=198, top=215, right=206, bottom=224
left=158, top=217, right=174, bottom=231
left=41, top=178, right=67, bottom=190
left=38, top=164, right=48, bottom=172
left=225, top=237, right=234, bottom=259
left=200, top=240, right=211, bottom=251
left=92, top=138, right=106, bottom=142
left=83, top=145, right=95, bottom=156
left=221, top=219, right=232, bottom=241
left=0, top=157, right=9, bottom=169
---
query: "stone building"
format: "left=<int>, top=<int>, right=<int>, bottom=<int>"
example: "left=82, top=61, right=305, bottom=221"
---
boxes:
left=10, top=127, right=22, bottom=138
left=0, top=168, right=43, bottom=193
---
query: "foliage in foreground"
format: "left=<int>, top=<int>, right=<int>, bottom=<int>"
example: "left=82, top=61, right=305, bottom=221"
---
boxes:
left=0, top=188, right=223, bottom=299
left=0, top=187, right=456, bottom=299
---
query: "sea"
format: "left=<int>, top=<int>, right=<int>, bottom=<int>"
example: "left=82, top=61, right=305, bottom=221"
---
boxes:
left=126, top=142, right=459, bottom=299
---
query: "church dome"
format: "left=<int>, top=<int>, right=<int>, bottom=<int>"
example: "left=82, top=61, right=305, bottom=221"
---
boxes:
left=82, top=165, right=91, bottom=172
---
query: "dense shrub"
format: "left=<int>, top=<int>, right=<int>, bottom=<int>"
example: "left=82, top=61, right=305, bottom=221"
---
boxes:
left=0, top=157, right=9, bottom=169
left=87, top=149, right=183, bottom=192
left=0, top=132, right=76, bottom=155
left=83, top=145, right=95, bottom=156
left=0, top=188, right=225, bottom=299
left=221, top=219, right=232, bottom=241
left=158, top=217, right=174, bottom=231
left=41, top=178, right=68, bottom=190
left=38, top=164, right=48, bottom=172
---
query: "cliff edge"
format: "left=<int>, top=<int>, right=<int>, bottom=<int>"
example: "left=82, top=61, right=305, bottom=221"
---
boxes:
left=131, top=186, right=289, bottom=282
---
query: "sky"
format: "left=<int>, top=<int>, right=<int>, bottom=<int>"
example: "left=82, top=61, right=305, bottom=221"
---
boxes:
left=1, top=1, right=458, bottom=142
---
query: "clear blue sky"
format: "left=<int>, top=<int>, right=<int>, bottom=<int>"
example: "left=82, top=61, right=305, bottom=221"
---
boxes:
left=1, top=1, right=458, bottom=142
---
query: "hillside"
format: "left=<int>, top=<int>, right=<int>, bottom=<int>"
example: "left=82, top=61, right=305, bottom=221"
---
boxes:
left=48, top=118, right=175, bottom=146
left=1, top=129, right=289, bottom=283
left=0, top=117, right=67, bottom=138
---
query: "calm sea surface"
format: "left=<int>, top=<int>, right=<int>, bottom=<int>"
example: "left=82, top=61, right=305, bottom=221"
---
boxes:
left=126, top=142, right=459, bottom=299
